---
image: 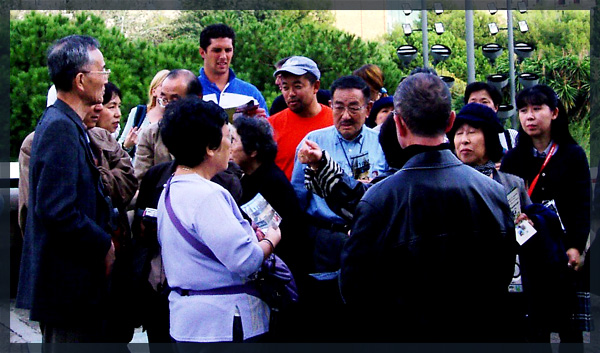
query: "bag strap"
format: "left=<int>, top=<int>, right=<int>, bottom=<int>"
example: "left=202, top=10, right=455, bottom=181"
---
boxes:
left=164, top=176, right=260, bottom=298
left=527, top=142, right=557, bottom=197
left=504, top=130, right=513, bottom=150
left=133, top=105, right=147, bottom=129
left=164, top=176, right=220, bottom=263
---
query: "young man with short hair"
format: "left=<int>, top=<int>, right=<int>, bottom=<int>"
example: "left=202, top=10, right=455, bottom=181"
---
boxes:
left=268, top=56, right=333, bottom=180
left=198, top=23, right=268, bottom=117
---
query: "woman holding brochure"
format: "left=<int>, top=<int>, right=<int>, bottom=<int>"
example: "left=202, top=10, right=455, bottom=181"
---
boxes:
left=230, top=115, right=310, bottom=341
left=156, top=97, right=280, bottom=345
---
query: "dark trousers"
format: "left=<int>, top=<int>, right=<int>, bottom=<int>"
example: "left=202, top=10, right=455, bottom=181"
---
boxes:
left=41, top=322, right=104, bottom=343
left=297, top=224, right=349, bottom=342
left=174, top=316, right=266, bottom=352
left=40, top=322, right=130, bottom=353
left=105, top=248, right=135, bottom=345
left=145, top=288, right=173, bottom=343
left=307, top=224, right=348, bottom=273
left=299, top=276, right=348, bottom=342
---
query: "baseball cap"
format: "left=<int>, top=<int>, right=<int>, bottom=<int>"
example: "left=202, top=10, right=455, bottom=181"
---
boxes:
left=273, top=56, right=320, bottom=80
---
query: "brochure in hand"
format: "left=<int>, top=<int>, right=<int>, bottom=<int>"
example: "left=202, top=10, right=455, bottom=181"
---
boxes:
left=224, top=100, right=259, bottom=123
left=240, top=193, right=282, bottom=233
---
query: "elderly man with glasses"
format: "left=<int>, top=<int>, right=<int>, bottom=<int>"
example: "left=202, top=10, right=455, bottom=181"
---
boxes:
left=289, top=75, right=388, bottom=341
left=16, top=35, right=118, bottom=346
left=133, top=69, right=203, bottom=181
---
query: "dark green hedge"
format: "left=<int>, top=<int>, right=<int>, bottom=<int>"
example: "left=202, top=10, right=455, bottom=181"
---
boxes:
left=10, top=10, right=590, bottom=161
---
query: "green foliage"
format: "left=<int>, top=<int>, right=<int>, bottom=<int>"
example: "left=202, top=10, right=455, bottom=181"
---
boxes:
left=9, top=11, right=200, bottom=160
left=569, top=116, right=590, bottom=162
left=9, top=10, right=591, bottom=160
left=167, top=10, right=394, bottom=107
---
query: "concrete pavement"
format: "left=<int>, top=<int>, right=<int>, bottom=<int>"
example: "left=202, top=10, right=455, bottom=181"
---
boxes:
left=6, top=295, right=599, bottom=351
left=7, top=299, right=148, bottom=344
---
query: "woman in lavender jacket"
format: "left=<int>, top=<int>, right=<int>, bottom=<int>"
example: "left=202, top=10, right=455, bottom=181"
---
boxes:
left=156, top=97, right=281, bottom=346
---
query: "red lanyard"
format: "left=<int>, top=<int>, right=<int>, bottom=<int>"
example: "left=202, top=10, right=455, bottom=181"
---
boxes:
left=527, top=142, right=557, bottom=197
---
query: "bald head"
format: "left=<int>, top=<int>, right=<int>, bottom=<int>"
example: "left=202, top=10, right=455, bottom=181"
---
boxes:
left=159, top=69, right=203, bottom=107
left=165, top=69, right=203, bottom=97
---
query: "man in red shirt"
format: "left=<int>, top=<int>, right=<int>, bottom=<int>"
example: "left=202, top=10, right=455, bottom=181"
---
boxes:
left=268, top=56, right=333, bottom=180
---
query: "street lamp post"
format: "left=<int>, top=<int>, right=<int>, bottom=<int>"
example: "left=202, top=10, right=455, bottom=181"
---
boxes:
left=465, top=2, right=476, bottom=83
left=507, top=0, right=517, bottom=128
left=485, top=1, right=531, bottom=129
left=422, top=0, right=429, bottom=67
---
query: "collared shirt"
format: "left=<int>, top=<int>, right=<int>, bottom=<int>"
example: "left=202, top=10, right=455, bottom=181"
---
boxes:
left=198, top=68, right=269, bottom=116
left=290, top=125, right=388, bottom=224
left=532, top=139, right=558, bottom=158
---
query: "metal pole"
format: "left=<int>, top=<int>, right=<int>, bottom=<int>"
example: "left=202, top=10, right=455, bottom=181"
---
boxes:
left=507, top=1, right=517, bottom=129
left=422, top=0, right=429, bottom=68
left=465, top=2, right=476, bottom=83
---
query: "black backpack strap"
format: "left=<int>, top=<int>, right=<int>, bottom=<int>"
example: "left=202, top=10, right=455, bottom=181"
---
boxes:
left=133, top=105, right=147, bottom=129
left=504, top=130, right=513, bottom=150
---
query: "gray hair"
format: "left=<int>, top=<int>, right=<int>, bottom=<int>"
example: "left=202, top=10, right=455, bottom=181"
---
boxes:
left=47, top=35, right=100, bottom=92
left=393, top=73, right=451, bottom=137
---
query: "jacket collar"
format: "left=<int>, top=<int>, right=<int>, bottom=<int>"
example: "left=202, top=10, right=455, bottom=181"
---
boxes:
left=87, top=127, right=115, bottom=152
left=52, top=98, right=88, bottom=135
left=400, top=144, right=462, bottom=170
left=52, top=99, right=101, bottom=171
left=199, top=67, right=236, bottom=84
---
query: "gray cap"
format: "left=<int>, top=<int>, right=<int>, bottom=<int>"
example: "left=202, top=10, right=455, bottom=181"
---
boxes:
left=273, top=56, right=320, bottom=80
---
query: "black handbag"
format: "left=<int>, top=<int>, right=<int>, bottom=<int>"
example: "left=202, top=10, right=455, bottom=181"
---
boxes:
left=252, top=253, right=299, bottom=310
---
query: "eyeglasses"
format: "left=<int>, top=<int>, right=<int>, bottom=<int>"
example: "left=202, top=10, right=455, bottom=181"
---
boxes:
left=332, top=104, right=367, bottom=117
left=157, top=97, right=172, bottom=108
left=81, top=69, right=111, bottom=77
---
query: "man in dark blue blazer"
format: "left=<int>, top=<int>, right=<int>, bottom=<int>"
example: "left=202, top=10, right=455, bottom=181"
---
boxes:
left=16, top=35, right=115, bottom=344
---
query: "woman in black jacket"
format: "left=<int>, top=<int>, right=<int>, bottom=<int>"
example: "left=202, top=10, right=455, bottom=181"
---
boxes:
left=501, top=85, right=591, bottom=349
left=230, top=115, right=309, bottom=341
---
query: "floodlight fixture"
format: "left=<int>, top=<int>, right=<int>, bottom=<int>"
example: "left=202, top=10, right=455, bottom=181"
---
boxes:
left=486, top=73, right=509, bottom=91
left=434, top=22, right=445, bottom=35
left=488, top=23, right=499, bottom=35
left=482, top=43, right=503, bottom=65
left=430, top=44, right=451, bottom=66
left=402, top=3, right=412, bottom=16
left=434, top=2, right=443, bottom=15
left=518, top=1, right=527, bottom=13
left=518, top=73, right=539, bottom=89
left=514, top=41, right=535, bottom=63
left=497, top=104, right=515, bottom=123
left=518, top=20, right=529, bottom=33
left=441, top=76, right=455, bottom=88
left=403, top=23, right=413, bottom=36
left=488, top=2, right=498, bottom=15
left=396, top=45, right=418, bottom=67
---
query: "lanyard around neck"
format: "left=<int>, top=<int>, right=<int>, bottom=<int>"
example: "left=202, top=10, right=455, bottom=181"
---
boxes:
left=337, top=135, right=363, bottom=171
left=527, top=142, right=557, bottom=197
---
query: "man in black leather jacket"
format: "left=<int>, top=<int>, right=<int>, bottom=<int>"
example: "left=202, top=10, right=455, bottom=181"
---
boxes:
left=339, top=73, right=516, bottom=343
